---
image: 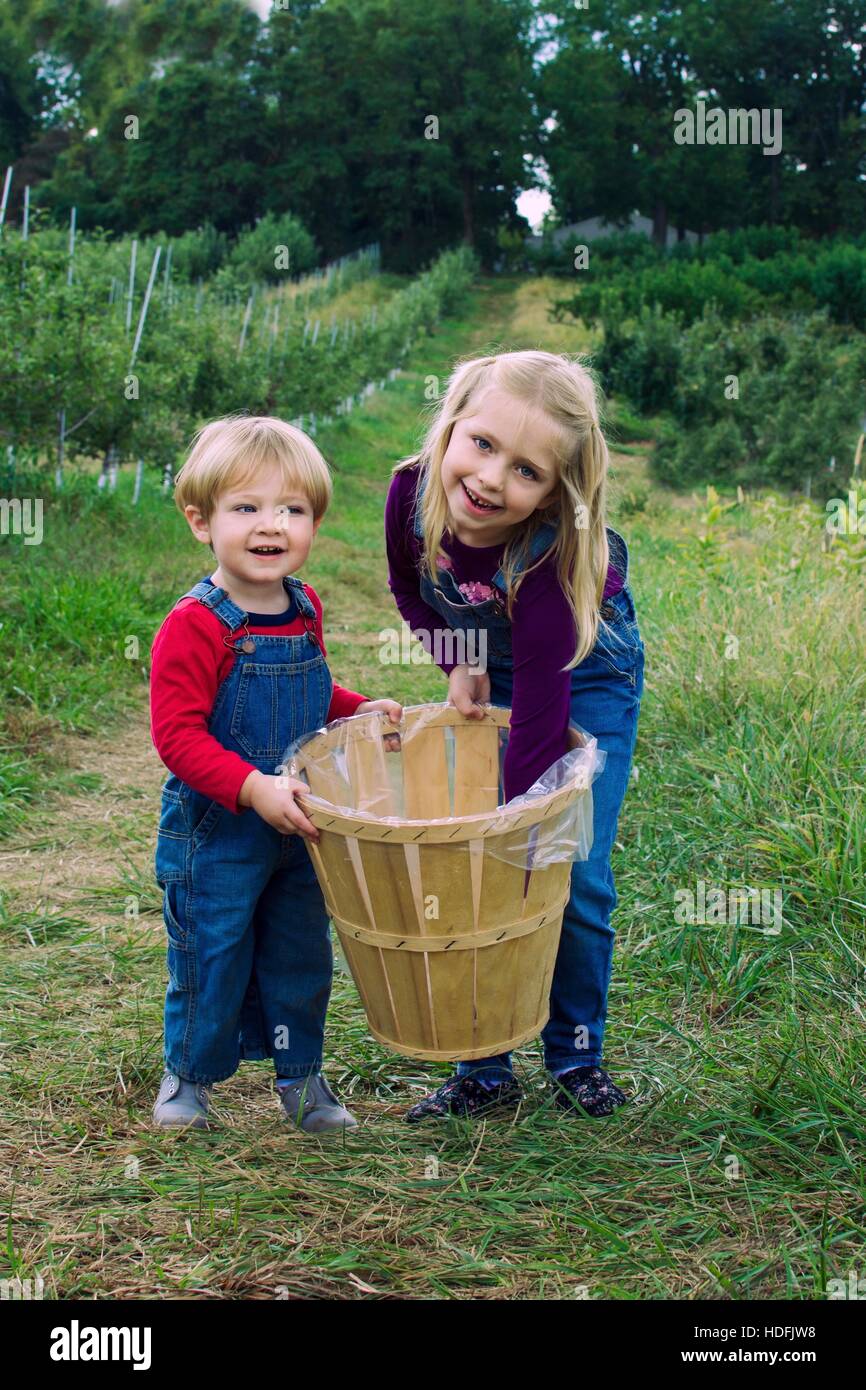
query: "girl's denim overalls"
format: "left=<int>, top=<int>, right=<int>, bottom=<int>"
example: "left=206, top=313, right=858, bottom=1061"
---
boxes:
left=413, top=477, right=645, bottom=1080
left=154, top=575, right=335, bottom=1085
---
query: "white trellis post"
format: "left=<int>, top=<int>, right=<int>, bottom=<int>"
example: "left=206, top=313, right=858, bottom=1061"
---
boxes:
left=238, top=291, right=254, bottom=354
left=0, top=166, right=12, bottom=238
left=125, top=239, right=138, bottom=333
left=22, top=185, right=30, bottom=240
left=130, top=246, right=161, bottom=367
left=67, top=207, right=77, bottom=286
left=55, top=409, right=66, bottom=489
left=132, top=456, right=144, bottom=506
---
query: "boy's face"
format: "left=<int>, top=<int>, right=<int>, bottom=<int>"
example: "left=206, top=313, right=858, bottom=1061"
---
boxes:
left=440, top=387, right=561, bottom=546
left=184, top=462, right=321, bottom=599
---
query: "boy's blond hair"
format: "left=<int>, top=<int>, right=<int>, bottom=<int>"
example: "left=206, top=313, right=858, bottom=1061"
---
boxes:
left=174, top=415, right=333, bottom=531
left=393, top=349, right=611, bottom=671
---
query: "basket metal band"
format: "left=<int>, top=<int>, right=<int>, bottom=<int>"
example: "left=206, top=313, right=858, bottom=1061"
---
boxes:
left=331, top=893, right=570, bottom=953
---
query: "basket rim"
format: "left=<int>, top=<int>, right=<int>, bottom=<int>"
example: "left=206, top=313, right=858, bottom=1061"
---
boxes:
left=289, top=701, right=591, bottom=839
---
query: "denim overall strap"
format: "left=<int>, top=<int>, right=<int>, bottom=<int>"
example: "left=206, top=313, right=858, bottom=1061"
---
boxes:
left=176, top=573, right=318, bottom=630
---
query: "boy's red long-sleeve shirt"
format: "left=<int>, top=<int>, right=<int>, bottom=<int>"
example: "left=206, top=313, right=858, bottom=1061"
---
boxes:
left=150, top=578, right=368, bottom=813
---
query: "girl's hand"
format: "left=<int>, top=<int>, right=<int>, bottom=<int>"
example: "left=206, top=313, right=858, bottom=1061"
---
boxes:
left=448, top=663, right=491, bottom=719
left=239, top=770, right=320, bottom=840
left=355, top=698, right=403, bottom=724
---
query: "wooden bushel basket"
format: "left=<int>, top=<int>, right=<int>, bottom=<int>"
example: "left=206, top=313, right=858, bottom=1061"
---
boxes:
left=288, top=704, right=591, bottom=1062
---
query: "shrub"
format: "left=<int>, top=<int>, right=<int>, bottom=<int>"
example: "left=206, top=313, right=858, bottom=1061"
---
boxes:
left=595, top=301, right=684, bottom=414
left=810, top=244, right=866, bottom=330
left=169, top=223, right=229, bottom=280
left=218, top=212, right=318, bottom=291
left=649, top=311, right=866, bottom=498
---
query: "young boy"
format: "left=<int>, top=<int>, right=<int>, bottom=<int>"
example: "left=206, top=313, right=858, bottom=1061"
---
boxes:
left=149, top=415, right=401, bottom=1133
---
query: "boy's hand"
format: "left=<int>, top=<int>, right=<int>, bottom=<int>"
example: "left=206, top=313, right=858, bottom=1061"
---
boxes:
left=238, top=769, right=320, bottom=841
left=448, top=663, right=490, bottom=719
left=355, top=698, right=403, bottom=724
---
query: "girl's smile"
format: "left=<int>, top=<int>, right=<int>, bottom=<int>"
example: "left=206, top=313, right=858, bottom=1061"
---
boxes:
left=441, top=388, right=562, bottom=546
left=459, top=478, right=505, bottom=513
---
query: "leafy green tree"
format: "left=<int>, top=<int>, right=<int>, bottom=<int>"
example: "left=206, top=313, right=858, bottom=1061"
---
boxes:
left=541, top=0, right=750, bottom=243
left=0, top=2, right=50, bottom=181
left=42, top=60, right=271, bottom=232
left=260, top=0, right=536, bottom=269
left=684, top=0, right=866, bottom=234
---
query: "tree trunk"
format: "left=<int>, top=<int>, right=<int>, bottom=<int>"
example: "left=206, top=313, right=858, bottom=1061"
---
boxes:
left=768, top=157, right=781, bottom=225
left=461, top=170, right=475, bottom=246
left=652, top=198, right=668, bottom=247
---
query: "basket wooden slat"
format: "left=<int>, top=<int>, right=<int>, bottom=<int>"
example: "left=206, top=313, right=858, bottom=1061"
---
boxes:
left=402, top=720, right=451, bottom=819
left=452, top=720, right=500, bottom=817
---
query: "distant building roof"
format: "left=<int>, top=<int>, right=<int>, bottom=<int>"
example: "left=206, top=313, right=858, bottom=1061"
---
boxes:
left=527, top=212, right=698, bottom=249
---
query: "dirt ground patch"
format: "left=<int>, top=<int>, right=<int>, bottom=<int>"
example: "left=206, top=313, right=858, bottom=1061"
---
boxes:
left=0, top=701, right=164, bottom=926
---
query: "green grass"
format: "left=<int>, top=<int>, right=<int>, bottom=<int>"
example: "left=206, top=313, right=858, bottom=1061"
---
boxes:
left=1, top=275, right=864, bottom=1299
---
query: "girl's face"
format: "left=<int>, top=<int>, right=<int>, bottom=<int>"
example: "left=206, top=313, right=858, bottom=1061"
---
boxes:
left=440, top=388, right=561, bottom=546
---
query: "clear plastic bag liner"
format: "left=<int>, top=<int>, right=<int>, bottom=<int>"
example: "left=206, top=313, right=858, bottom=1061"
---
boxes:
left=282, top=702, right=607, bottom=869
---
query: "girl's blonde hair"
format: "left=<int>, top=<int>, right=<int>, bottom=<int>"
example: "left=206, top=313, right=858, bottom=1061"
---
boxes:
left=392, top=349, right=611, bottom=669
left=174, top=414, right=333, bottom=524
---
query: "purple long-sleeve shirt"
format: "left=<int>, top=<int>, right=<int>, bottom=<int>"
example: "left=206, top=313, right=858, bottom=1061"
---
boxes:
left=384, top=463, right=624, bottom=800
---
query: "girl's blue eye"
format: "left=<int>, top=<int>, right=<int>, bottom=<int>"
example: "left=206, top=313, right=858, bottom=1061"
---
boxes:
left=517, top=464, right=538, bottom=480
left=473, top=436, right=492, bottom=452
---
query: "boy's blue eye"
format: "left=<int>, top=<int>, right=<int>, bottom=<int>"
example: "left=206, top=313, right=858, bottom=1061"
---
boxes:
left=234, top=504, right=305, bottom=513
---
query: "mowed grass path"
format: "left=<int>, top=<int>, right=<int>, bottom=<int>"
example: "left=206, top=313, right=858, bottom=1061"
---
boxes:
left=1, top=276, right=864, bottom=1299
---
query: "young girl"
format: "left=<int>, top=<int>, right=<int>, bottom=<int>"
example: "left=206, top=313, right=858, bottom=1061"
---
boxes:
left=385, top=350, right=644, bottom=1121
left=150, top=415, right=401, bottom=1133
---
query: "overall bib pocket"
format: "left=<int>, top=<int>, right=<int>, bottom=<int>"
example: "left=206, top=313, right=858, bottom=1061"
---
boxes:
left=419, top=574, right=513, bottom=668
left=230, top=659, right=332, bottom=760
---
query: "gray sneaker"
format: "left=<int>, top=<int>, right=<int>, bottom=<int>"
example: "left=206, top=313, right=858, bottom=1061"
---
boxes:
left=152, top=1070, right=211, bottom=1129
left=277, top=1073, right=358, bottom=1134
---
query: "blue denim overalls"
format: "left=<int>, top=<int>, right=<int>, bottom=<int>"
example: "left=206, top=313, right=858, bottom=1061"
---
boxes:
left=154, top=574, right=335, bottom=1085
left=412, top=475, right=645, bottom=1080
